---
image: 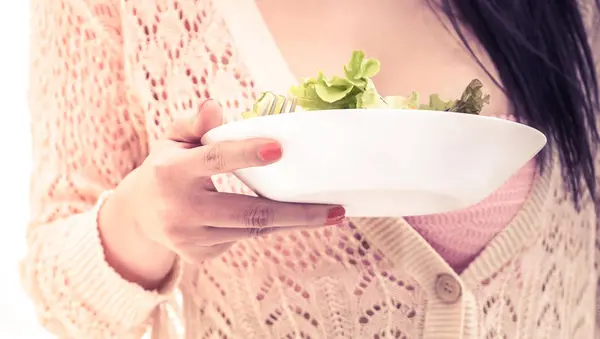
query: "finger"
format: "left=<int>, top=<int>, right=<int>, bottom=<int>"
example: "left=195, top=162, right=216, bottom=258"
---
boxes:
left=176, top=138, right=282, bottom=176
left=203, top=177, right=218, bottom=191
left=179, top=241, right=235, bottom=265
left=197, top=192, right=346, bottom=228
left=165, top=99, right=223, bottom=144
left=185, top=225, right=325, bottom=246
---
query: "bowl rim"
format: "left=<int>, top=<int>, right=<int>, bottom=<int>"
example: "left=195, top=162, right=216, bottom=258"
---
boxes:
left=203, top=108, right=547, bottom=145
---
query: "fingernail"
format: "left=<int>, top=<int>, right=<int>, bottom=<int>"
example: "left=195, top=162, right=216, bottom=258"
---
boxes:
left=258, top=142, right=282, bottom=162
left=326, top=206, right=346, bottom=225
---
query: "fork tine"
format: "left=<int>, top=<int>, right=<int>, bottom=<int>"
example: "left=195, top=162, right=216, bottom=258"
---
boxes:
left=260, top=92, right=276, bottom=116
left=278, top=96, right=288, bottom=114
left=288, top=96, right=297, bottom=112
left=257, top=92, right=298, bottom=116
left=258, top=94, right=269, bottom=116
left=267, top=93, right=278, bottom=115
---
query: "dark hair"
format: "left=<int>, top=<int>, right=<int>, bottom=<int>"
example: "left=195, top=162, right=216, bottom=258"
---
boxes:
left=436, top=0, right=600, bottom=206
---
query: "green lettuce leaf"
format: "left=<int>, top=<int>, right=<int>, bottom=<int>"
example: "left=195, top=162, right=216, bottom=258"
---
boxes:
left=445, top=79, right=491, bottom=114
left=242, top=50, right=491, bottom=118
left=288, top=50, right=385, bottom=110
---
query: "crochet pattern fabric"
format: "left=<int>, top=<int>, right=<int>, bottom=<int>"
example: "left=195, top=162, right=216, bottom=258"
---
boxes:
left=20, top=0, right=600, bottom=338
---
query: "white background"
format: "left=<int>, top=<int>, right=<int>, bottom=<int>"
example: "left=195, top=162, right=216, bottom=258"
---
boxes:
left=0, top=2, right=54, bottom=337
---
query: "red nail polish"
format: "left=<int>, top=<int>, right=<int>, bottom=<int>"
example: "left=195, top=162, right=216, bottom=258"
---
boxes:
left=326, top=206, right=346, bottom=225
left=258, top=143, right=282, bottom=162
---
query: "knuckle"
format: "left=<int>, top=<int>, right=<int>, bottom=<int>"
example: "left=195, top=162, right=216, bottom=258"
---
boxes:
left=248, top=227, right=273, bottom=238
left=247, top=227, right=261, bottom=238
left=203, top=144, right=226, bottom=172
left=240, top=204, right=275, bottom=228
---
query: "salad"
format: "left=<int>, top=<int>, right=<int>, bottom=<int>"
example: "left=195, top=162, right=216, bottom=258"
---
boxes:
left=242, top=50, right=490, bottom=119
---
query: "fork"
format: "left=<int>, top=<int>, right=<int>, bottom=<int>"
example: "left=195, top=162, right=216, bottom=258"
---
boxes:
left=259, top=91, right=298, bottom=116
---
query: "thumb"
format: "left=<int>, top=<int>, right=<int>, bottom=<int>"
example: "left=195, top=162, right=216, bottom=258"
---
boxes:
left=165, top=99, right=223, bottom=144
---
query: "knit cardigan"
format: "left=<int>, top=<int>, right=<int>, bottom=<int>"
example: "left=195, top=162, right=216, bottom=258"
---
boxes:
left=20, top=0, right=600, bottom=338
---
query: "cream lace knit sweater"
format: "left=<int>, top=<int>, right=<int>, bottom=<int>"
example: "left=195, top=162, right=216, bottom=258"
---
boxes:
left=20, top=0, right=600, bottom=338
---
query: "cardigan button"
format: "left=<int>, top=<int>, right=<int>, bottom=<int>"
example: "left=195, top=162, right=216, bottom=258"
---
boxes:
left=435, top=273, right=462, bottom=304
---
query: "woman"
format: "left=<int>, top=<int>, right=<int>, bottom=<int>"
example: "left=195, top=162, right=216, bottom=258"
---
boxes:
left=20, top=0, right=600, bottom=338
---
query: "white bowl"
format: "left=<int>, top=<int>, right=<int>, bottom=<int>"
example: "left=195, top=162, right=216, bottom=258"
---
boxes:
left=202, top=109, right=546, bottom=217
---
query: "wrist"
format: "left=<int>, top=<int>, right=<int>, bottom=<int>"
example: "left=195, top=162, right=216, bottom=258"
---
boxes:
left=99, top=179, right=176, bottom=290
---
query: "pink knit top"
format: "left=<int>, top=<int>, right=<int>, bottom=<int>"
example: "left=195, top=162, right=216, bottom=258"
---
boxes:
left=406, top=154, right=536, bottom=272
